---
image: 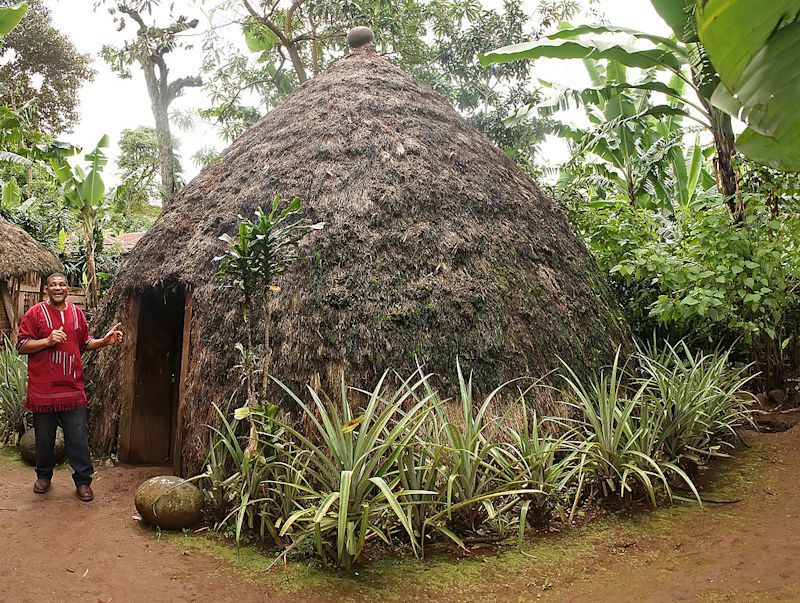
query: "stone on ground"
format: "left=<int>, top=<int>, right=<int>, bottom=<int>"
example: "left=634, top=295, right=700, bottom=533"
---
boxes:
left=134, top=476, right=203, bottom=530
left=17, top=428, right=66, bottom=465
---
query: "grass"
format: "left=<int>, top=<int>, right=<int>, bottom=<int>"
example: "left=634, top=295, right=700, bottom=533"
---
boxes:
left=0, top=445, right=25, bottom=466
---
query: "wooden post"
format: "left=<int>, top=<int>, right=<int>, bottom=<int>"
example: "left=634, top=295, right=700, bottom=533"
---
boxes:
left=117, top=296, right=140, bottom=463
left=172, top=291, right=194, bottom=476
left=0, top=280, right=15, bottom=343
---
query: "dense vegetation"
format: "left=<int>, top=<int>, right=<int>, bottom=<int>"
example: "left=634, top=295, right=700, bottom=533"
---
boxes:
left=199, top=344, right=753, bottom=569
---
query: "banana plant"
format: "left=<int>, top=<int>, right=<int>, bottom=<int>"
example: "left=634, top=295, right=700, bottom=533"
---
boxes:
left=538, top=60, right=709, bottom=213
left=480, top=7, right=744, bottom=221
left=49, top=135, right=112, bottom=310
left=695, top=0, right=800, bottom=171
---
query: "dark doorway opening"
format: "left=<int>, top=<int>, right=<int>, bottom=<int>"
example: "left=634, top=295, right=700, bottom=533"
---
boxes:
left=129, top=287, right=185, bottom=464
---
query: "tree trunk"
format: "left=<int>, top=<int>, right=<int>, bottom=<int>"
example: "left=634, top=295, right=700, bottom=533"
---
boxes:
left=143, top=63, right=177, bottom=207
left=84, top=222, right=99, bottom=311
left=286, top=41, right=308, bottom=84
left=696, top=90, right=743, bottom=222
left=153, top=101, right=176, bottom=206
left=710, top=110, right=743, bottom=221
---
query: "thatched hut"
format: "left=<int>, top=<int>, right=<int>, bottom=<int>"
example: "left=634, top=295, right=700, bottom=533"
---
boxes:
left=0, top=219, right=63, bottom=340
left=87, top=32, right=630, bottom=475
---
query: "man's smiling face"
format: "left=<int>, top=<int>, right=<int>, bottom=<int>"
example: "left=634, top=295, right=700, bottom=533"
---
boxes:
left=45, top=274, right=69, bottom=306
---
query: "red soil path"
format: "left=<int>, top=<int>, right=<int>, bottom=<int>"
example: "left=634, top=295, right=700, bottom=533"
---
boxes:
left=1, top=412, right=799, bottom=602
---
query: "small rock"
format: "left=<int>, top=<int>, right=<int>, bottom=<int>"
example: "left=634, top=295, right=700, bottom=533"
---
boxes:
left=134, top=476, right=203, bottom=530
left=104, top=458, right=115, bottom=468
left=768, top=389, right=787, bottom=405
left=17, top=428, right=66, bottom=466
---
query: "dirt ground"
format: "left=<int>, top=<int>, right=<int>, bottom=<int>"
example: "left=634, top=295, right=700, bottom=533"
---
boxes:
left=1, top=410, right=799, bottom=603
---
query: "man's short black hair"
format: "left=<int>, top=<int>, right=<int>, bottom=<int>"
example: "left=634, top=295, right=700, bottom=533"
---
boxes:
left=46, top=273, right=68, bottom=285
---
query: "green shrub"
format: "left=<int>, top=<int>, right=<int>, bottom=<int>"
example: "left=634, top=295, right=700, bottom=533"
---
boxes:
left=0, top=340, right=27, bottom=444
left=559, top=349, right=700, bottom=507
left=271, top=370, right=433, bottom=570
left=634, top=340, right=755, bottom=465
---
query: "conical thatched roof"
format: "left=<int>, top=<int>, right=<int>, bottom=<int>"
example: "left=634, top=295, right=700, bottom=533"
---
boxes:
left=88, top=44, right=630, bottom=473
left=0, top=218, right=63, bottom=280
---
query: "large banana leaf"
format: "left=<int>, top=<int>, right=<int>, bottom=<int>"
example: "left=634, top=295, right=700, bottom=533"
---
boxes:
left=697, top=0, right=800, bottom=170
left=0, top=2, right=27, bottom=37
left=650, top=0, right=697, bottom=43
left=548, top=24, right=687, bottom=56
left=79, top=135, right=110, bottom=207
left=480, top=37, right=684, bottom=72
left=697, top=0, right=800, bottom=87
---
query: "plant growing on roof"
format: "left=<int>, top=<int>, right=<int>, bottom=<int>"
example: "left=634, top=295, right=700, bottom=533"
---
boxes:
left=216, top=194, right=323, bottom=452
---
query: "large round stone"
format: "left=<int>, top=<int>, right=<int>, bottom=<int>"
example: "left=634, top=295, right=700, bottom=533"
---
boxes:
left=17, top=428, right=66, bottom=466
left=134, top=476, right=203, bottom=530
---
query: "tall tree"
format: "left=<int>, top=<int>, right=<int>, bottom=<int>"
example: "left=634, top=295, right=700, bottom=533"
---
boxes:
left=99, top=0, right=201, bottom=206
left=116, top=125, right=180, bottom=210
left=0, top=0, right=95, bottom=135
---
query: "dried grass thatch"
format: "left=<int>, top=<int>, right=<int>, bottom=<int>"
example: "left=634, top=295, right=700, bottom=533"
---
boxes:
left=0, top=218, right=63, bottom=280
left=87, top=46, right=630, bottom=474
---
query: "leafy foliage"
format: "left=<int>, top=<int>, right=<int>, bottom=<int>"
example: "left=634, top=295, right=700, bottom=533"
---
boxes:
left=48, top=136, right=116, bottom=309
left=116, top=126, right=181, bottom=210
left=0, top=339, right=27, bottom=445
left=0, top=0, right=95, bottom=135
left=199, top=0, right=585, bottom=164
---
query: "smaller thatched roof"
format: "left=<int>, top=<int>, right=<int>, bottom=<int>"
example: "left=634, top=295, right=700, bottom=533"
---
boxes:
left=103, top=231, right=145, bottom=254
left=0, top=219, right=63, bottom=280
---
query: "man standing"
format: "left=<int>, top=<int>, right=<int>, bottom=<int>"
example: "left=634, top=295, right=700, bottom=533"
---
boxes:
left=16, top=273, right=123, bottom=502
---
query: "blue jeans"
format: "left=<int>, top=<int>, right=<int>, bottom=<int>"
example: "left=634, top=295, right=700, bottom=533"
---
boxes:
left=32, top=407, right=94, bottom=486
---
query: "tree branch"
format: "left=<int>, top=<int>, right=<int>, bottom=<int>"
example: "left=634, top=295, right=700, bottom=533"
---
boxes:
left=285, top=0, right=308, bottom=36
left=152, top=54, right=169, bottom=97
left=240, top=0, right=308, bottom=82
left=167, top=75, right=203, bottom=103
left=117, top=4, right=146, bottom=33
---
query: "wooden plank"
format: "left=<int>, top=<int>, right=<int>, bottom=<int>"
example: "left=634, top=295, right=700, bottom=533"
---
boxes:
left=1, top=281, right=14, bottom=328
left=117, top=296, right=140, bottom=464
left=0, top=281, right=12, bottom=339
left=172, top=290, right=194, bottom=476
left=10, top=278, right=20, bottom=333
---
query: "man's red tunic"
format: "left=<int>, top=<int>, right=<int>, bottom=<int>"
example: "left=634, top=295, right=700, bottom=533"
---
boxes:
left=16, top=301, right=94, bottom=413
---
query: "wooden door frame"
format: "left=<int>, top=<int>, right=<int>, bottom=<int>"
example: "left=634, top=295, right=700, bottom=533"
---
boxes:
left=172, top=291, right=193, bottom=475
left=117, top=295, right=140, bottom=464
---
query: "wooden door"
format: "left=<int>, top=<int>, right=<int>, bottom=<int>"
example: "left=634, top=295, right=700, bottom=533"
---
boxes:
left=129, top=288, right=185, bottom=464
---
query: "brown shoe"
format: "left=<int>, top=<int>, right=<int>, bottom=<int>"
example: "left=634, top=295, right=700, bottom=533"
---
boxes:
left=33, top=478, right=51, bottom=494
left=76, top=484, right=94, bottom=502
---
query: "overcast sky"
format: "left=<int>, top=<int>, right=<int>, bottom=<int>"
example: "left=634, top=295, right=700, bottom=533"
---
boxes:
left=46, top=0, right=670, bottom=184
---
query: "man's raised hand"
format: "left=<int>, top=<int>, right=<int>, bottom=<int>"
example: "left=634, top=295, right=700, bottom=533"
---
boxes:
left=103, top=322, right=124, bottom=345
left=47, top=327, right=66, bottom=347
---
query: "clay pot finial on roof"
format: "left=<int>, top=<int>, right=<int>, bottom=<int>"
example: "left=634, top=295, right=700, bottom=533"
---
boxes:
left=347, top=26, right=374, bottom=50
